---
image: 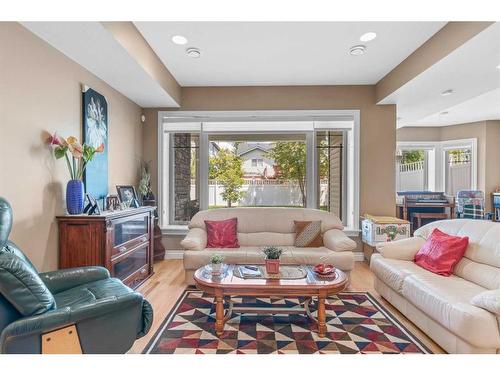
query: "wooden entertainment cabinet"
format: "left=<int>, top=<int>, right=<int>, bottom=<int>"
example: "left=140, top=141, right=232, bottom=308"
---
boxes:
left=57, top=207, right=155, bottom=289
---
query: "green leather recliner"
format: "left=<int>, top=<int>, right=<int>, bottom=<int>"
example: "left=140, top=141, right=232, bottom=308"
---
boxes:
left=0, top=197, right=153, bottom=354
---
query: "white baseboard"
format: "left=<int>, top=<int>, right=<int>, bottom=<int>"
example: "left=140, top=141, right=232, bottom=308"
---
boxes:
left=164, top=250, right=184, bottom=260
left=354, top=252, right=365, bottom=261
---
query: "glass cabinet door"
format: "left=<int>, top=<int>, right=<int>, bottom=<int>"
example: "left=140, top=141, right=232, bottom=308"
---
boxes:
left=112, top=245, right=148, bottom=280
left=113, top=215, right=148, bottom=247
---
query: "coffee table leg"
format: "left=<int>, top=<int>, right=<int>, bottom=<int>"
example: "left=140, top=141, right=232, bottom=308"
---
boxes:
left=215, top=294, right=225, bottom=337
left=317, top=296, right=326, bottom=337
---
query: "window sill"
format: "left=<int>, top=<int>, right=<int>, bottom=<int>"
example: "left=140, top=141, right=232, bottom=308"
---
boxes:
left=161, top=225, right=361, bottom=237
left=161, top=225, right=190, bottom=236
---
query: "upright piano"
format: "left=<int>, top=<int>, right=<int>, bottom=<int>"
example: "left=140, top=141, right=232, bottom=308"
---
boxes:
left=396, top=191, right=455, bottom=232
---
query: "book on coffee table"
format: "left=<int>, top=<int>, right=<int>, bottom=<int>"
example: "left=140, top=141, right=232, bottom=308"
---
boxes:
left=237, top=265, right=262, bottom=278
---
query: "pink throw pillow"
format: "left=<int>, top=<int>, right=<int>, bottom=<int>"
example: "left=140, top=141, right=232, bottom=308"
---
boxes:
left=414, top=228, right=469, bottom=276
left=205, top=218, right=239, bottom=248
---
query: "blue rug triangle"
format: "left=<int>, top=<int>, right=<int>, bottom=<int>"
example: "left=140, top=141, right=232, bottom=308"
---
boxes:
left=276, top=340, right=294, bottom=349
left=355, top=341, right=371, bottom=350
left=395, top=342, right=410, bottom=351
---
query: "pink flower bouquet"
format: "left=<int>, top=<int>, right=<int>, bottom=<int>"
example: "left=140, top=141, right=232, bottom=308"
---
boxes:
left=48, top=133, right=104, bottom=180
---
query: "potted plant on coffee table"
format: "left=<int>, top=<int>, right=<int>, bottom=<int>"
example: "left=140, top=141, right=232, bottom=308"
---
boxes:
left=262, top=246, right=283, bottom=274
left=209, top=254, right=225, bottom=276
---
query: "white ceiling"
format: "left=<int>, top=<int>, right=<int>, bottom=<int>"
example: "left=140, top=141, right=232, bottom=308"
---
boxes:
left=134, top=22, right=445, bottom=86
left=21, top=22, right=179, bottom=107
left=382, top=22, right=500, bottom=128
left=412, top=88, right=500, bottom=127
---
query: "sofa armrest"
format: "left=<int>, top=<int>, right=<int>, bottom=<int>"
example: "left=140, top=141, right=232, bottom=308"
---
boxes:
left=39, top=266, right=110, bottom=294
left=323, top=229, right=357, bottom=252
left=180, top=228, right=207, bottom=251
left=471, top=289, right=500, bottom=316
left=375, top=237, right=426, bottom=261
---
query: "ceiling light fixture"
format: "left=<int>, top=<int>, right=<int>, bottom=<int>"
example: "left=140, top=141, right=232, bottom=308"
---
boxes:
left=440, top=111, right=449, bottom=115
left=360, top=32, right=377, bottom=42
left=349, top=45, right=366, bottom=56
left=497, top=64, right=500, bottom=69
left=441, top=89, right=454, bottom=96
left=171, top=35, right=188, bottom=45
left=186, top=47, right=201, bottom=58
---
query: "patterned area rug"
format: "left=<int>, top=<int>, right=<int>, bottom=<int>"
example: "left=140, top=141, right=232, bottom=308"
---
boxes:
left=143, top=289, right=431, bottom=354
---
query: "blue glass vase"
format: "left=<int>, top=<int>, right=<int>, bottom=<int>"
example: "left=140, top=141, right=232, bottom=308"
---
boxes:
left=66, top=179, right=84, bottom=214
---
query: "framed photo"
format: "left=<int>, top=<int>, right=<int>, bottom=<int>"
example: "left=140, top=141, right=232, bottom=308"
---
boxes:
left=105, top=194, right=121, bottom=211
left=83, top=193, right=101, bottom=215
left=116, top=185, right=140, bottom=208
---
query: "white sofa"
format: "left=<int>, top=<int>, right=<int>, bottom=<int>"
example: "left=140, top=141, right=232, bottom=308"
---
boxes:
left=181, top=207, right=357, bottom=284
left=371, top=219, right=500, bottom=353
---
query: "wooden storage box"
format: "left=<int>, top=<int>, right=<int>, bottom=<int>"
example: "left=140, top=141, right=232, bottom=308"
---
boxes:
left=361, top=216, right=410, bottom=246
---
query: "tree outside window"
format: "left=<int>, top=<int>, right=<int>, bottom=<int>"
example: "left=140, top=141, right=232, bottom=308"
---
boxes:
left=209, top=149, right=244, bottom=207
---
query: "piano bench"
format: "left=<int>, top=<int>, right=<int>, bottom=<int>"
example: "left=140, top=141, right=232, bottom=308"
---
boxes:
left=412, top=212, right=449, bottom=229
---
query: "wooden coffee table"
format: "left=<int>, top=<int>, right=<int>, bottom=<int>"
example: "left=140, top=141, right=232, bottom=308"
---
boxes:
left=193, top=264, right=348, bottom=338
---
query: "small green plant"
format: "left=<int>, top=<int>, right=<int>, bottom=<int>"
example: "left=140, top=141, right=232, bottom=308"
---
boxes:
left=210, top=254, right=224, bottom=264
left=262, top=246, right=283, bottom=260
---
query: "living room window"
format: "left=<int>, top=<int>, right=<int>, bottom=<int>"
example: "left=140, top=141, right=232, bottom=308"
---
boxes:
left=169, top=132, right=200, bottom=225
left=396, top=139, right=476, bottom=195
left=208, top=134, right=308, bottom=208
left=159, top=111, right=360, bottom=233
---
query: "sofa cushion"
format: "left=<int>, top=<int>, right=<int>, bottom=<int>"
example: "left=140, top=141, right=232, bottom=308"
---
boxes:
left=238, top=232, right=295, bottom=247
left=471, top=289, right=500, bottom=316
left=414, top=228, right=469, bottom=276
left=189, top=207, right=343, bottom=234
left=370, top=255, right=428, bottom=293
left=401, top=271, right=500, bottom=348
left=0, top=252, right=56, bottom=316
left=205, top=218, right=239, bottom=248
left=453, top=257, right=500, bottom=290
left=415, top=219, right=500, bottom=268
left=293, top=221, right=323, bottom=247
left=183, top=246, right=355, bottom=272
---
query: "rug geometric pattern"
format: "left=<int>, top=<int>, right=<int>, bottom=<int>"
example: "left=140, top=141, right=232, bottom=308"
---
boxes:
left=144, top=289, right=431, bottom=354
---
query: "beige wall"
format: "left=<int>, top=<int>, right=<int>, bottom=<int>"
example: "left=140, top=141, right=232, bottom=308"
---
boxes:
left=0, top=23, right=143, bottom=271
left=397, top=121, right=500, bottom=210
left=485, top=121, right=500, bottom=207
left=143, top=86, right=396, bottom=250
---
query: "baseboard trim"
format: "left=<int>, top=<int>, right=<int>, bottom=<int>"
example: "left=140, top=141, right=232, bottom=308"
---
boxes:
left=354, top=252, right=365, bottom=261
left=164, top=250, right=184, bottom=260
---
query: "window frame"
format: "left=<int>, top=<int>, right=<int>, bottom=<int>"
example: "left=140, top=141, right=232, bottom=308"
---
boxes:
left=158, top=110, right=360, bottom=235
left=396, top=138, right=477, bottom=193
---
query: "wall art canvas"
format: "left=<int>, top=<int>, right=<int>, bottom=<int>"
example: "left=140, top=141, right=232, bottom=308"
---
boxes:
left=82, top=85, right=108, bottom=202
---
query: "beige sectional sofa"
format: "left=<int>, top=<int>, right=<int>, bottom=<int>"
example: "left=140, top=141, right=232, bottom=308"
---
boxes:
left=371, top=219, right=500, bottom=353
left=181, top=208, right=357, bottom=284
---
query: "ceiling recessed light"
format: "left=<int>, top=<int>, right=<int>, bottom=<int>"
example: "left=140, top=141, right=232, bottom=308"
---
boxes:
left=349, top=45, right=366, bottom=56
left=440, top=111, right=449, bottom=115
left=497, top=64, right=500, bottom=69
left=186, top=47, right=201, bottom=58
left=171, top=35, right=188, bottom=45
left=360, top=32, right=377, bottom=42
left=441, top=89, right=454, bottom=96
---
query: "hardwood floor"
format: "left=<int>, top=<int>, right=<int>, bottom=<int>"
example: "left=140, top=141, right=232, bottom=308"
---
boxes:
left=130, top=260, right=445, bottom=354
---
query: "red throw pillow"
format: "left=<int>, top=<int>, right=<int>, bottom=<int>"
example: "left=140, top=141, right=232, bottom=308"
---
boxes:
left=414, top=228, right=469, bottom=276
left=205, top=218, right=239, bottom=248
